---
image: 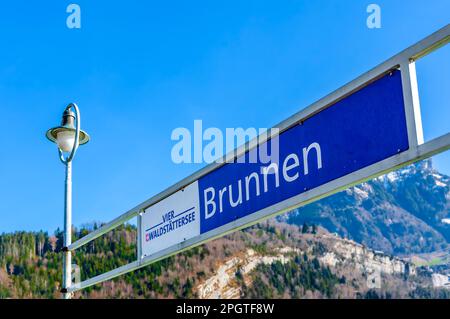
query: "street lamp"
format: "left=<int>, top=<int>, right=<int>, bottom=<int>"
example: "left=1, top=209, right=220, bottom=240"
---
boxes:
left=46, top=103, right=90, bottom=299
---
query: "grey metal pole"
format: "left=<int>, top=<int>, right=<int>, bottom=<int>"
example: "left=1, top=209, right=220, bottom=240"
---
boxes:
left=47, top=103, right=88, bottom=299
left=63, top=161, right=72, bottom=299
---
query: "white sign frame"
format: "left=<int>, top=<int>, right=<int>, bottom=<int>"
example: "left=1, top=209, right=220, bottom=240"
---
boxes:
left=68, top=25, right=450, bottom=293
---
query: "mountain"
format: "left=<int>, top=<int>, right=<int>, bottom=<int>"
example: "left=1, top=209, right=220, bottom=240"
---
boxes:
left=1, top=222, right=449, bottom=299
left=281, top=160, right=450, bottom=255
left=0, top=159, right=449, bottom=299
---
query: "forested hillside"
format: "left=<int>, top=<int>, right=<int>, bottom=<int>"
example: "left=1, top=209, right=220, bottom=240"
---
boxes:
left=1, top=160, right=449, bottom=299
left=1, top=222, right=449, bottom=299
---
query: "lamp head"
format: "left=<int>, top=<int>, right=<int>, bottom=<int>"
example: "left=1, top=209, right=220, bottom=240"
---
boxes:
left=46, top=108, right=90, bottom=152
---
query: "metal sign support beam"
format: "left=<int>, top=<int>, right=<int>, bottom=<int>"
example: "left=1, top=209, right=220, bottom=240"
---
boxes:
left=68, top=25, right=450, bottom=294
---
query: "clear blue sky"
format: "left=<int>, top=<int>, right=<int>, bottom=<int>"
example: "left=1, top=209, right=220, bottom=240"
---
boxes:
left=0, top=1, right=448, bottom=232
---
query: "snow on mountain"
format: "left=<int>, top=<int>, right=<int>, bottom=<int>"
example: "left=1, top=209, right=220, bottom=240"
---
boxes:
left=282, top=159, right=450, bottom=255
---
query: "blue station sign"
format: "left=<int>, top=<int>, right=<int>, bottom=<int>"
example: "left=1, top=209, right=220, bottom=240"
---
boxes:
left=197, top=70, right=408, bottom=234
left=141, top=70, right=409, bottom=257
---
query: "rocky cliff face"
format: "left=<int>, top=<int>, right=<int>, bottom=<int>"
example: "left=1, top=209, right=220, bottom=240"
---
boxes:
left=282, top=160, right=450, bottom=255
left=195, top=225, right=419, bottom=299
left=197, top=247, right=299, bottom=299
left=319, top=237, right=415, bottom=277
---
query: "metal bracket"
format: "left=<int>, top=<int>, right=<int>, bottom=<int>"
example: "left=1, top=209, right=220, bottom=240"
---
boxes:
left=137, top=211, right=143, bottom=262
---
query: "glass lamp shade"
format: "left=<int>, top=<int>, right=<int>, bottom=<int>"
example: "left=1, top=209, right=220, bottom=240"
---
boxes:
left=46, top=126, right=90, bottom=151
left=56, top=130, right=76, bottom=152
left=45, top=107, right=90, bottom=152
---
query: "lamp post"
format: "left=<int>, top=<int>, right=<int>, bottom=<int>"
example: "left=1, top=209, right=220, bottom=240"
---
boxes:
left=46, top=103, right=90, bottom=299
